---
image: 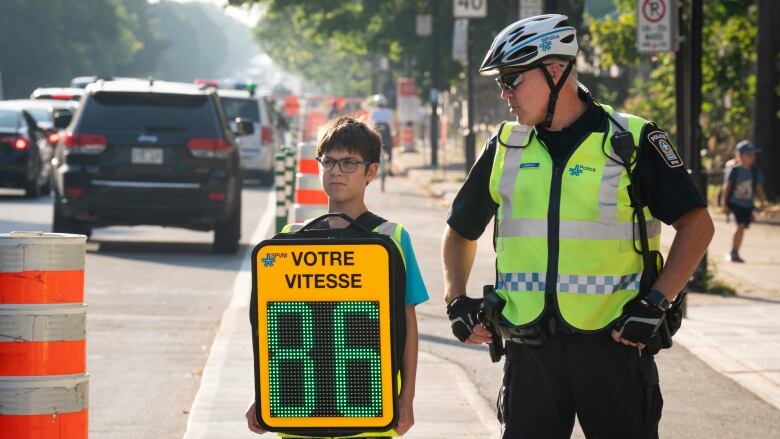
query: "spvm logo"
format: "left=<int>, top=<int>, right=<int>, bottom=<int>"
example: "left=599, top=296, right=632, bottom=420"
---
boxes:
left=261, top=252, right=287, bottom=267
left=568, top=164, right=596, bottom=177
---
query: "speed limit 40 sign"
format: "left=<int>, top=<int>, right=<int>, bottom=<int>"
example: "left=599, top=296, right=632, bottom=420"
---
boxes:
left=454, top=0, right=486, bottom=18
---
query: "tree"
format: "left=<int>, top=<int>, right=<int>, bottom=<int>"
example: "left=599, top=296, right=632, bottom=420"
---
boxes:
left=0, top=0, right=141, bottom=97
left=586, top=0, right=758, bottom=172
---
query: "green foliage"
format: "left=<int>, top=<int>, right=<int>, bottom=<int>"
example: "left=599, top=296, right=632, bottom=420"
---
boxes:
left=587, top=0, right=757, bottom=170
left=0, top=0, right=258, bottom=98
left=0, top=0, right=141, bottom=97
left=232, top=0, right=578, bottom=98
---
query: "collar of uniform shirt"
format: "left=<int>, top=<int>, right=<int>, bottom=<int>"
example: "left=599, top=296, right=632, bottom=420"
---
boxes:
left=536, top=87, right=604, bottom=139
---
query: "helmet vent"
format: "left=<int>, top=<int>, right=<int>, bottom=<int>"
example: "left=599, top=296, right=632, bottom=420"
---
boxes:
left=561, top=35, right=575, bottom=44
left=511, top=32, right=536, bottom=46
left=492, top=42, right=507, bottom=62
left=507, top=26, right=525, bottom=38
left=556, top=19, right=570, bottom=28
left=506, top=47, right=536, bottom=62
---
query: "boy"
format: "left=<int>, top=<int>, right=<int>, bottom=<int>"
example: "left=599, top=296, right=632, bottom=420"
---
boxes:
left=246, top=116, right=429, bottom=436
left=721, top=140, right=768, bottom=262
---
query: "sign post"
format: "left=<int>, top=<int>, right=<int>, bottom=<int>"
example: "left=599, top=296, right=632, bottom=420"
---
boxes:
left=252, top=238, right=402, bottom=437
left=637, top=0, right=678, bottom=53
left=453, top=0, right=486, bottom=173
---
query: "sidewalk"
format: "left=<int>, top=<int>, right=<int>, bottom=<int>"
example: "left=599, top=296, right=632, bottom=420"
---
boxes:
left=394, top=145, right=780, bottom=414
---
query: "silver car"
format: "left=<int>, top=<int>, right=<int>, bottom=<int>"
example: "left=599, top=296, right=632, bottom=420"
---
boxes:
left=217, top=89, right=276, bottom=185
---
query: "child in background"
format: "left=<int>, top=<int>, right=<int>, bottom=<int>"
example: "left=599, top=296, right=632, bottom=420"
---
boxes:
left=720, top=140, right=768, bottom=262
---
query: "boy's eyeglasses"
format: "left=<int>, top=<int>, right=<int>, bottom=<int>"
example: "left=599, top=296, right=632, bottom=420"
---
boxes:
left=495, top=70, right=527, bottom=91
left=316, top=156, right=372, bottom=173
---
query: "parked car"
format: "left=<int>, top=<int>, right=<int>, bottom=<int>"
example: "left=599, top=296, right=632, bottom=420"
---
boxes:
left=51, top=79, right=247, bottom=253
left=0, top=103, right=53, bottom=197
left=216, top=88, right=277, bottom=185
left=3, top=99, right=77, bottom=134
left=30, top=87, right=84, bottom=102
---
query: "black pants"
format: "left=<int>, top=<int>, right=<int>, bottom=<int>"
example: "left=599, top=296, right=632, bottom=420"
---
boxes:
left=497, top=332, right=663, bottom=439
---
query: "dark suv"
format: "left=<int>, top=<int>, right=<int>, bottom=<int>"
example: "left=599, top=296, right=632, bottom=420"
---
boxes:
left=52, top=79, right=247, bottom=253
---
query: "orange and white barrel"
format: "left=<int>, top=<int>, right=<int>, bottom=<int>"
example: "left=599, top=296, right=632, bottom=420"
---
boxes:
left=0, top=375, right=89, bottom=438
left=291, top=143, right=327, bottom=222
left=296, top=142, right=319, bottom=175
left=0, top=232, right=88, bottom=439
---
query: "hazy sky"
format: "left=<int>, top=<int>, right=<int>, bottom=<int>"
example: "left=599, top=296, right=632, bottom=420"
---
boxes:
left=157, top=0, right=262, bottom=27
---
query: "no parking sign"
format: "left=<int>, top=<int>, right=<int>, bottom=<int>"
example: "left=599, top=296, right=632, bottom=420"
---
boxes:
left=637, top=0, right=678, bottom=53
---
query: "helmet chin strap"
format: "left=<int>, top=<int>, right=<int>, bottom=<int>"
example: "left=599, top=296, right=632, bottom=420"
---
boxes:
left=539, top=60, right=574, bottom=129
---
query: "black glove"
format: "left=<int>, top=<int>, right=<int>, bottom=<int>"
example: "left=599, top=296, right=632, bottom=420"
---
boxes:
left=613, top=296, right=666, bottom=345
left=447, top=296, right=483, bottom=343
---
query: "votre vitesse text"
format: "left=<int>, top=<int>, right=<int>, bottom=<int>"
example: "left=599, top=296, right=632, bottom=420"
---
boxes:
left=284, top=250, right=362, bottom=289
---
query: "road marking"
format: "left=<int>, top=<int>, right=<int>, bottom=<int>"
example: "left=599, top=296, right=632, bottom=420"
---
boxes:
left=183, top=194, right=275, bottom=438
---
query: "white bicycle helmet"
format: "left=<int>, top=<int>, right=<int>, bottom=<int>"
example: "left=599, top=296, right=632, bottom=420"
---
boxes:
left=479, top=14, right=578, bottom=76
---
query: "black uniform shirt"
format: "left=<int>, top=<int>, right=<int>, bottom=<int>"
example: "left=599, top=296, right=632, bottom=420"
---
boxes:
left=447, top=92, right=706, bottom=241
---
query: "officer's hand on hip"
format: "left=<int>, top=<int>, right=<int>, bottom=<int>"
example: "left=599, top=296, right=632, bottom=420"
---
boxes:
left=447, top=296, right=492, bottom=344
left=611, top=296, right=666, bottom=349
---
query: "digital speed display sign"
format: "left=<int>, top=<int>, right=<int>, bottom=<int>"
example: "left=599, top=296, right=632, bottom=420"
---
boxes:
left=252, top=238, right=401, bottom=435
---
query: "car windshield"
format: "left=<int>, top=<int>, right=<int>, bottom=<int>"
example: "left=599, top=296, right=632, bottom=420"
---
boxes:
left=0, top=110, right=20, bottom=130
left=221, top=97, right=260, bottom=123
left=81, top=92, right=218, bottom=135
left=25, top=108, right=52, bottom=124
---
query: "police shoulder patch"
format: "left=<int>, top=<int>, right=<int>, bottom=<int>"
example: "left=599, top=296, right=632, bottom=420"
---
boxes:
left=647, top=130, right=683, bottom=168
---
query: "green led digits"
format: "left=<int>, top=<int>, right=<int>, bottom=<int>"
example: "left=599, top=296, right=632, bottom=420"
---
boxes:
left=333, top=302, right=382, bottom=417
left=266, top=301, right=383, bottom=418
left=267, top=302, right=315, bottom=417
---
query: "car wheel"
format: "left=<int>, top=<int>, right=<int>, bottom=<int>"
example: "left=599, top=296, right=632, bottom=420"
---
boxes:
left=213, top=196, right=241, bottom=254
left=52, top=201, right=90, bottom=237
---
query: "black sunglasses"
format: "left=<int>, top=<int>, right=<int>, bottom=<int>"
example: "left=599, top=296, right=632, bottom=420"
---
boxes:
left=495, top=70, right=528, bottom=91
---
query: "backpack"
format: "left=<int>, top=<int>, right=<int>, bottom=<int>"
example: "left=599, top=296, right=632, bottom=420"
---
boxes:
left=250, top=212, right=407, bottom=438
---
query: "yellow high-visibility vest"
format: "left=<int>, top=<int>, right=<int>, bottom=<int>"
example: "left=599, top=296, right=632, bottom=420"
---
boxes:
left=488, top=105, right=660, bottom=331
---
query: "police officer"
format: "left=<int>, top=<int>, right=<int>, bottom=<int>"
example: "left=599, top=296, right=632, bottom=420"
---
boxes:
left=442, top=14, right=714, bottom=438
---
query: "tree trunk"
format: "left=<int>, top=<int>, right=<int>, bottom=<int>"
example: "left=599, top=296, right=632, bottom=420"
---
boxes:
left=754, top=0, right=780, bottom=199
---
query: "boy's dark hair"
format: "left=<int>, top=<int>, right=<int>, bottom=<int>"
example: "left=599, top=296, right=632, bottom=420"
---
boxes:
left=316, top=116, right=381, bottom=163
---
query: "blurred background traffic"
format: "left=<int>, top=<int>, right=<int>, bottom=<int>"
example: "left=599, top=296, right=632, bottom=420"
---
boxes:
left=0, top=0, right=777, bottom=246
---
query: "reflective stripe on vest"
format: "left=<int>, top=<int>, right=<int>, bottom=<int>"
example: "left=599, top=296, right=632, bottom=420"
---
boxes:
left=489, top=106, right=660, bottom=331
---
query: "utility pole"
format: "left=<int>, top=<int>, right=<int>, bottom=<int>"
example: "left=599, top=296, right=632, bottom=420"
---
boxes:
left=464, top=20, right=476, bottom=172
left=754, top=0, right=780, bottom=199
left=675, top=0, right=707, bottom=289
left=429, top=0, right=440, bottom=169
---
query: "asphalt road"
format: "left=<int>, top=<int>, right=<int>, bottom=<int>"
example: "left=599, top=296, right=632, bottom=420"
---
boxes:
left=0, top=184, right=272, bottom=438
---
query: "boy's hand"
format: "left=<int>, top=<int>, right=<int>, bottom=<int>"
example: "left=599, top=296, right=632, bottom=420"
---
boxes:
left=245, top=401, right=267, bottom=434
left=395, top=392, right=415, bottom=435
